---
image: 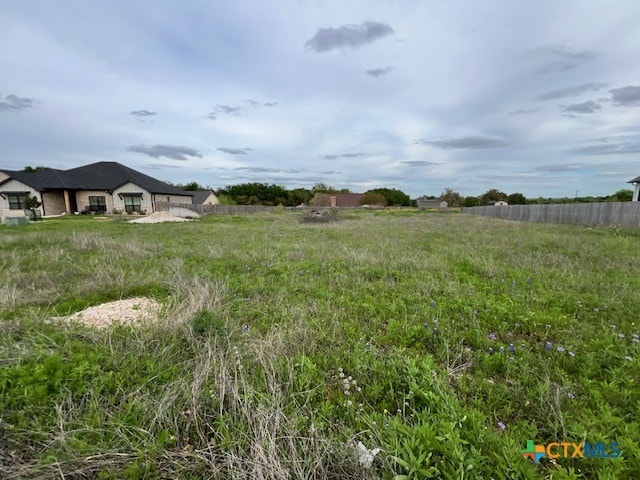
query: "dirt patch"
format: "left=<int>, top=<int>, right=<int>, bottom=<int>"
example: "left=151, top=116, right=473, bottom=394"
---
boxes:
left=59, top=297, right=162, bottom=328
left=129, top=211, right=189, bottom=224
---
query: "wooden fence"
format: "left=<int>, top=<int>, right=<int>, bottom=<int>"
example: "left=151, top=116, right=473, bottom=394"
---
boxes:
left=464, top=202, right=640, bottom=227
left=156, top=202, right=298, bottom=215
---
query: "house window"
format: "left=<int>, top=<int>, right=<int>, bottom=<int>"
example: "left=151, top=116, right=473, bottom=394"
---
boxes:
left=89, top=196, right=106, bottom=212
left=8, top=194, right=28, bottom=210
left=122, top=195, right=142, bottom=213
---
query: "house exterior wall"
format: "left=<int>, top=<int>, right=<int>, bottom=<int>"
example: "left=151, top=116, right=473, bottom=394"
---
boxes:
left=633, top=183, right=639, bottom=202
left=200, top=193, right=219, bottom=205
left=0, top=179, right=41, bottom=210
left=41, top=191, right=67, bottom=215
left=75, top=190, right=115, bottom=213
left=112, top=182, right=153, bottom=213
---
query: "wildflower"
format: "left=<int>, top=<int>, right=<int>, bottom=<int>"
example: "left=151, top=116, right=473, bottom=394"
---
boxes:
left=567, top=392, right=575, bottom=399
left=557, top=346, right=565, bottom=353
left=488, top=332, right=496, bottom=341
left=339, top=372, right=345, bottom=379
left=546, top=324, right=551, bottom=329
left=432, top=327, right=439, bottom=335
left=515, top=322, right=521, bottom=328
left=633, top=338, right=639, bottom=344
left=365, top=341, right=371, bottom=350
left=633, top=334, right=639, bottom=339
left=526, top=278, right=532, bottom=284
left=625, top=356, right=633, bottom=361
left=618, top=333, right=625, bottom=339
left=497, top=421, right=506, bottom=430
left=345, top=400, right=352, bottom=407
left=594, top=308, right=599, bottom=312
left=499, top=346, right=505, bottom=354
left=356, top=387, right=362, bottom=392
left=488, top=347, right=494, bottom=355
left=423, top=322, right=429, bottom=329
left=568, top=351, right=575, bottom=357
left=508, top=344, right=516, bottom=353
left=430, top=301, right=436, bottom=308
left=545, top=342, right=553, bottom=351
left=242, top=324, right=249, bottom=334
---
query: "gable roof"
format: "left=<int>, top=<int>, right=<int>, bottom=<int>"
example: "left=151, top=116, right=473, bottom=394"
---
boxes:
left=191, top=190, right=216, bottom=204
left=629, top=175, right=640, bottom=184
left=0, top=162, right=193, bottom=196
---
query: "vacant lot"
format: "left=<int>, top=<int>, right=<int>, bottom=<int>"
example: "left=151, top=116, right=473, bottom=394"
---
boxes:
left=1, top=211, right=639, bottom=479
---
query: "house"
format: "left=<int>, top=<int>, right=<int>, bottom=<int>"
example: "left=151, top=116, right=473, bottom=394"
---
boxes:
left=629, top=175, right=640, bottom=202
left=191, top=190, right=220, bottom=205
left=0, top=162, right=194, bottom=216
left=311, top=193, right=364, bottom=207
left=416, top=197, right=448, bottom=209
left=486, top=200, right=508, bottom=206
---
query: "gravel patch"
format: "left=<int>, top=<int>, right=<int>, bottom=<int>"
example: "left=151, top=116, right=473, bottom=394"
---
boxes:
left=129, top=211, right=190, bottom=224
left=57, top=297, right=162, bottom=328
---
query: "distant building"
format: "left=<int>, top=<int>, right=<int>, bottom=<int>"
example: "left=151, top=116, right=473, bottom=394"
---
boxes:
left=486, top=200, right=508, bottom=206
left=629, top=175, right=640, bottom=201
left=191, top=190, right=220, bottom=205
left=312, top=193, right=363, bottom=207
left=416, top=196, right=447, bottom=209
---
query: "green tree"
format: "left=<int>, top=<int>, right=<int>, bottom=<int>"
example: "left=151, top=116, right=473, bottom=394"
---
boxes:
left=462, top=196, right=479, bottom=207
left=24, top=196, right=42, bottom=220
left=359, top=192, right=387, bottom=206
left=178, top=181, right=205, bottom=191
left=287, top=188, right=312, bottom=206
left=22, top=166, right=50, bottom=173
left=607, top=189, right=633, bottom=202
left=365, top=188, right=411, bottom=206
left=507, top=192, right=527, bottom=204
left=479, top=188, right=508, bottom=205
left=439, top=187, right=463, bottom=207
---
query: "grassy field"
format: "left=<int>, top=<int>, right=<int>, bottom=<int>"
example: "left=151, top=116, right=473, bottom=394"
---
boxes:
left=1, top=210, right=639, bottom=479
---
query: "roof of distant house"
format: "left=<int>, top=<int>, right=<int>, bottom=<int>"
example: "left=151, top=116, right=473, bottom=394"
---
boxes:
left=191, top=190, right=216, bottom=204
left=0, top=162, right=193, bottom=196
left=628, top=175, right=640, bottom=183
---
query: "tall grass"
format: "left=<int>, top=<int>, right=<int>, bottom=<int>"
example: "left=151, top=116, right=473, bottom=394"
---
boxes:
left=1, top=212, right=639, bottom=478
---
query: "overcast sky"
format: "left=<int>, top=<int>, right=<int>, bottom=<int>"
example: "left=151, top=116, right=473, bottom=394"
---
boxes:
left=2, top=1, right=640, bottom=198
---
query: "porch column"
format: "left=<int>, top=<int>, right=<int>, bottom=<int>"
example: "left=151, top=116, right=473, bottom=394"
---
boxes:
left=633, top=183, right=640, bottom=202
left=63, top=189, right=71, bottom=214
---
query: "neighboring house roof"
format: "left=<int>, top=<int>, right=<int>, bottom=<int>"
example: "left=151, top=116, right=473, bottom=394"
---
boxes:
left=0, top=162, right=193, bottom=196
left=191, top=190, right=216, bottom=204
left=628, top=175, right=640, bottom=183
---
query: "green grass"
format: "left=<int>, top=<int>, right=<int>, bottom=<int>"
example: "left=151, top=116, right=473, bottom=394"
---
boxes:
left=1, top=211, right=639, bottom=478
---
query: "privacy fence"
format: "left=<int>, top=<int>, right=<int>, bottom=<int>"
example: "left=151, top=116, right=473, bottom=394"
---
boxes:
left=464, top=202, right=640, bottom=227
left=156, top=202, right=293, bottom=215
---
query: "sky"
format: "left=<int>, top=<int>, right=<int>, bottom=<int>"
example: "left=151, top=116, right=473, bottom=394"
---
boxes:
left=1, top=0, right=640, bottom=198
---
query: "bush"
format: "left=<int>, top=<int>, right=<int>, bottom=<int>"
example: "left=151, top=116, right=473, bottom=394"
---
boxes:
left=300, top=208, right=342, bottom=223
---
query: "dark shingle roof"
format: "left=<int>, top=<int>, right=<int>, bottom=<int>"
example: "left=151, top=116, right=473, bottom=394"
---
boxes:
left=629, top=175, right=640, bottom=183
left=191, top=190, right=216, bottom=204
left=1, top=162, right=193, bottom=196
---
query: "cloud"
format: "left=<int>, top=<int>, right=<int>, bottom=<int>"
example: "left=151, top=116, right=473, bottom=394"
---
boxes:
left=202, top=104, right=247, bottom=120
left=534, top=82, right=607, bottom=101
left=126, top=144, right=203, bottom=160
left=234, top=166, right=281, bottom=173
left=366, top=66, right=393, bottom=77
left=305, top=21, right=394, bottom=52
left=561, top=100, right=601, bottom=114
left=130, top=109, right=157, bottom=116
left=400, top=161, right=440, bottom=167
left=508, top=108, right=540, bottom=116
left=263, top=102, right=279, bottom=107
left=319, top=170, right=341, bottom=174
left=609, top=85, right=640, bottom=106
left=142, top=163, right=181, bottom=169
left=534, top=163, right=587, bottom=172
left=320, top=152, right=366, bottom=159
left=245, top=99, right=260, bottom=107
left=0, top=93, right=37, bottom=112
left=217, top=147, right=252, bottom=155
left=531, top=46, right=598, bottom=74
left=571, top=142, right=640, bottom=156
left=415, top=136, right=508, bottom=149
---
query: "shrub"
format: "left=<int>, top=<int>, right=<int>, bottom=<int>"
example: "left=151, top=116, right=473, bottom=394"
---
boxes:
left=300, top=208, right=342, bottom=223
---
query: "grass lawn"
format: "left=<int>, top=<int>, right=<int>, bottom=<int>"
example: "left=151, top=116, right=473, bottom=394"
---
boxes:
left=1, top=210, right=639, bottom=479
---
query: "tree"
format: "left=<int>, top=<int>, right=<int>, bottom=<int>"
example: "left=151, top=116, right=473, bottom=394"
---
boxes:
left=463, top=196, right=479, bottom=207
left=365, top=188, right=411, bottom=206
left=24, top=196, right=42, bottom=220
left=287, top=188, right=312, bottom=206
left=507, top=192, right=527, bottom=204
left=311, top=183, right=336, bottom=194
left=22, top=166, right=50, bottom=173
left=440, top=187, right=462, bottom=207
left=359, top=192, right=387, bottom=206
left=607, top=189, right=633, bottom=202
left=479, top=188, right=508, bottom=205
left=178, top=181, right=205, bottom=191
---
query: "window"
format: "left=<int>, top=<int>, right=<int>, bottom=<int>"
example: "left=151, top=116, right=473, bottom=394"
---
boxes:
left=89, top=196, right=106, bottom=212
left=123, top=195, right=142, bottom=213
left=8, top=194, right=27, bottom=210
